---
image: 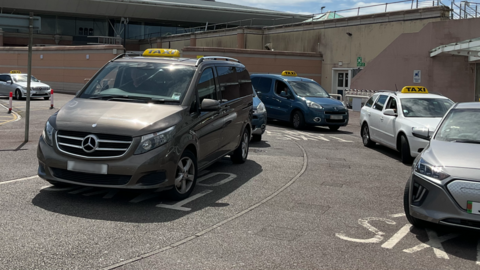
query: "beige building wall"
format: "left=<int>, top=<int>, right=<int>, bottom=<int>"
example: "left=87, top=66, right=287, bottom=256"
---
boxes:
left=0, top=45, right=123, bottom=93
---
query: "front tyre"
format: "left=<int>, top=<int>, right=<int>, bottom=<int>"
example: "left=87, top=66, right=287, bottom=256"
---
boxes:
left=231, top=128, right=249, bottom=164
left=168, top=150, right=197, bottom=201
left=14, top=89, right=22, bottom=100
left=361, top=124, right=375, bottom=147
left=292, top=111, right=306, bottom=130
left=400, top=135, right=414, bottom=164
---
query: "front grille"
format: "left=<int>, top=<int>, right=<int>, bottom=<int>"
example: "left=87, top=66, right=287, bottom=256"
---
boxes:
left=447, top=180, right=480, bottom=210
left=56, top=130, right=132, bottom=158
left=33, top=87, right=49, bottom=91
left=32, top=93, right=47, bottom=96
left=51, top=168, right=131, bottom=185
left=324, top=111, right=347, bottom=115
left=326, top=119, right=346, bottom=123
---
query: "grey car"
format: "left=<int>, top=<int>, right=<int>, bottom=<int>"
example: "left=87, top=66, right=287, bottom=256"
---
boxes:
left=404, top=102, right=480, bottom=229
left=37, top=49, right=253, bottom=200
left=0, top=73, right=51, bottom=100
left=251, top=88, right=267, bottom=141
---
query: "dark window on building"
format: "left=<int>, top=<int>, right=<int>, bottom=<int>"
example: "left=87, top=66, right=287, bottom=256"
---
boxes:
left=88, top=28, right=94, bottom=36
left=78, top=28, right=84, bottom=35
left=251, top=77, right=273, bottom=94
left=373, top=95, right=388, bottom=111
left=216, top=66, right=239, bottom=101
left=197, top=68, right=217, bottom=104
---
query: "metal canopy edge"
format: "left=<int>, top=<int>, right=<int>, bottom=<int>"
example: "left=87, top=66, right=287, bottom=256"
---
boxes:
left=0, top=14, right=41, bottom=30
left=430, top=37, right=480, bottom=61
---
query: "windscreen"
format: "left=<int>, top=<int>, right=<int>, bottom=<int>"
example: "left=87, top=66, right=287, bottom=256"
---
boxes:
left=400, top=98, right=453, bottom=118
left=435, top=109, right=480, bottom=143
left=79, top=61, right=196, bottom=103
left=12, top=75, right=39, bottom=82
left=289, top=81, right=329, bottom=98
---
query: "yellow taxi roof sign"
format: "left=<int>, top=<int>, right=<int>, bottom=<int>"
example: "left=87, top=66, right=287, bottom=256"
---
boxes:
left=281, top=70, right=297, bottom=77
left=10, top=70, right=21, bottom=74
left=401, top=86, right=428, bottom=94
left=142, top=48, right=180, bottom=57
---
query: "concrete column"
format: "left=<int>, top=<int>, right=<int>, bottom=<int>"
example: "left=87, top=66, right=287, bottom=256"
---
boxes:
left=237, top=29, right=245, bottom=49
left=156, top=38, right=162, bottom=48
left=0, top=28, right=3, bottom=47
left=190, top=34, right=196, bottom=47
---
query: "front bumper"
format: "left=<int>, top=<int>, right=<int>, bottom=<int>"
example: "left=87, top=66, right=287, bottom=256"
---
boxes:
left=252, top=111, right=267, bottom=135
left=37, top=136, right=179, bottom=190
left=23, top=90, right=51, bottom=98
left=409, top=172, right=480, bottom=229
left=304, top=109, right=349, bottom=127
left=407, top=135, right=429, bottom=157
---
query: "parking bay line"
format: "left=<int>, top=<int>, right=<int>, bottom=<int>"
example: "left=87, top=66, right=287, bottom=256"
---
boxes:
left=156, top=190, right=213, bottom=211
left=102, top=142, right=308, bottom=270
left=381, top=224, right=412, bottom=249
left=0, top=176, right=37, bottom=185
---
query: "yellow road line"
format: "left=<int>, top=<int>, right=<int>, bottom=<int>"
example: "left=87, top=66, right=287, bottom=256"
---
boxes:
left=0, top=112, right=17, bottom=125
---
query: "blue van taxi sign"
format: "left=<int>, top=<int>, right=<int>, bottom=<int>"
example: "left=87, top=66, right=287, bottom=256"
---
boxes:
left=281, top=70, right=297, bottom=77
left=401, top=86, right=428, bottom=94
left=142, top=49, right=180, bottom=57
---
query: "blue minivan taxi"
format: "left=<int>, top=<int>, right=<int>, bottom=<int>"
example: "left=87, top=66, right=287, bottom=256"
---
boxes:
left=251, top=71, right=349, bottom=130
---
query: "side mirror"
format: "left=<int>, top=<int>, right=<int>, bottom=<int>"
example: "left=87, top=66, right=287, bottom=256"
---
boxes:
left=6, top=80, right=12, bottom=84
left=280, top=91, right=287, bottom=97
left=383, top=109, right=397, bottom=116
left=412, top=127, right=431, bottom=141
left=201, top=98, right=220, bottom=111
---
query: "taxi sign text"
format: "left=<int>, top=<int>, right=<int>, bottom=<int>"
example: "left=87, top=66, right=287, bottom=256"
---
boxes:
left=142, top=49, right=180, bottom=57
left=401, top=86, right=428, bottom=94
left=282, top=70, right=297, bottom=77
left=10, top=70, right=21, bottom=74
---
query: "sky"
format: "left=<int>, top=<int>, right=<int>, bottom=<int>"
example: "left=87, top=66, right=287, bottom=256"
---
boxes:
left=216, top=0, right=449, bottom=17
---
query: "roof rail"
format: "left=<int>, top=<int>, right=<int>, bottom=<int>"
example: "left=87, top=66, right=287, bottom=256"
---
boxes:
left=195, top=56, right=241, bottom=67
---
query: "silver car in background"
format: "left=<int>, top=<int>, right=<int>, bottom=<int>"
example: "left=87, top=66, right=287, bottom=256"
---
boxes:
left=0, top=73, right=52, bottom=100
left=404, top=102, right=480, bottom=229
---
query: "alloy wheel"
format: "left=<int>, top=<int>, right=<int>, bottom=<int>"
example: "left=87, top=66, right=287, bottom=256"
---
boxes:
left=174, top=157, right=195, bottom=194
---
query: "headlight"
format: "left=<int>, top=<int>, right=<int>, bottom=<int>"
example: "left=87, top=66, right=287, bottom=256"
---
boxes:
left=306, top=100, right=323, bottom=109
left=42, top=121, right=55, bottom=146
left=134, top=126, right=175, bottom=154
left=255, top=102, right=266, bottom=113
left=415, top=158, right=450, bottom=181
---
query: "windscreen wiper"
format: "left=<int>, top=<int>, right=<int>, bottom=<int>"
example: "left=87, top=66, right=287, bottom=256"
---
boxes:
left=452, top=139, right=480, bottom=144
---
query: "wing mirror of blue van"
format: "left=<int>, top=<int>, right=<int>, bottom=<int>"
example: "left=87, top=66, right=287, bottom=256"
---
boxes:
left=280, top=91, right=292, bottom=98
left=201, top=98, right=221, bottom=111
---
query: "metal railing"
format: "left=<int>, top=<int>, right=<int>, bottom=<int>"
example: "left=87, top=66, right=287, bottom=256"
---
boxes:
left=450, top=1, right=480, bottom=19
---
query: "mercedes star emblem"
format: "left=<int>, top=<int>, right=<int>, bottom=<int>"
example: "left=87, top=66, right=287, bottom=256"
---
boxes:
left=82, top=135, right=99, bottom=153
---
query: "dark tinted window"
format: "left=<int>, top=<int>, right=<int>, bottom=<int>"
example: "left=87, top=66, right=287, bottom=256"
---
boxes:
left=251, top=77, right=272, bottom=94
left=386, top=97, right=398, bottom=111
left=216, top=66, right=239, bottom=101
left=236, top=66, right=252, bottom=97
left=0, top=75, right=9, bottom=82
left=373, top=95, right=388, bottom=111
left=197, top=68, right=217, bottom=103
left=365, top=95, right=377, bottom=107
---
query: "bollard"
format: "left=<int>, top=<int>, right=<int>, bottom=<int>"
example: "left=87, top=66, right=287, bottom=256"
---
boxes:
left=8, top=91, right=12, bottom=113
left=50, top=89, right=54, bottom=109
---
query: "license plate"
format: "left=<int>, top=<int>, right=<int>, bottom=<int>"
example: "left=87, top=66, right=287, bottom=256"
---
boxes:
left=467, top=201, right=480, bottom=215
left=330, top=115, right=343, bottom=120
left=67, top=161, right=108, bottom=174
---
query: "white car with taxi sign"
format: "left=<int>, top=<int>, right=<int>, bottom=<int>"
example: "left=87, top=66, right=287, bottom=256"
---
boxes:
left=359, top=86, right=454, bottom=164
left=0, top=71, right=52, bottom=100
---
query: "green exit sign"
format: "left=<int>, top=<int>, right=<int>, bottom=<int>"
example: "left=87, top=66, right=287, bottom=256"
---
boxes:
left=357, top=57, right=362, bottom=64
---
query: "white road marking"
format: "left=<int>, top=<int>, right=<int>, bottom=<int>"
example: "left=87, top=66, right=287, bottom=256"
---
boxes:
left=284, top=135, right=300, bottom=141
left=130, top=193, right=159, bottom=203
left=381, top=224, right=412, bottom=249
left=265, top=130, right=272, bottom=134
left=336, top=217, right=396, bottom=243
left=156, top=190, right=213, bottom=211
left=197, top=173, right=237, bottom=187
left=40, top=185, right=75, bottom=192
left=390, top=213, right=406, bottom=218
left=0, top=176, right=37, bottom=185
left=403, top=229, right=458, bottom=259
left=329, top=136, right=353, bottom=142
left=68, top=187, right=94, bottom=194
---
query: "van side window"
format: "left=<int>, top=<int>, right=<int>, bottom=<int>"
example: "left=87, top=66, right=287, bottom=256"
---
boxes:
left=373, top=95, right=388, bottom=111
left=251, top=77, right=272, bottom=94
left=216, top=66, right=239, bottom=101
left=236, top=66, right=252, bottom=97
left=197, top=68, right=217, bottom=103
left=274, top=80, right=290, bottom=97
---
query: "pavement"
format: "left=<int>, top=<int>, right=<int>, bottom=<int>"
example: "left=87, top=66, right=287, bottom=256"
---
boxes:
left=1, top=94, right=480, bottom=270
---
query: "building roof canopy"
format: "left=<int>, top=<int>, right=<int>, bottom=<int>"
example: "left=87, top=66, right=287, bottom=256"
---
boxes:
left=430, top=37, right=480, bottom=62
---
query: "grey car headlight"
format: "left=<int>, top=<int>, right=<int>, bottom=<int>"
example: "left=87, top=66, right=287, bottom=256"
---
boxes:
left=306, top=100, right=323, bottom=109
left=255, top=102, right=266, bottom=113
left=415, top=158, right=450, bottom=181
left=135, top=126, right=175, bottom=154
left=42, top=121, right=55, bottom=147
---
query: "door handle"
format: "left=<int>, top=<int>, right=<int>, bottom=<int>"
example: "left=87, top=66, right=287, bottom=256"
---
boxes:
left=380, top=117, right=384, bottom=121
